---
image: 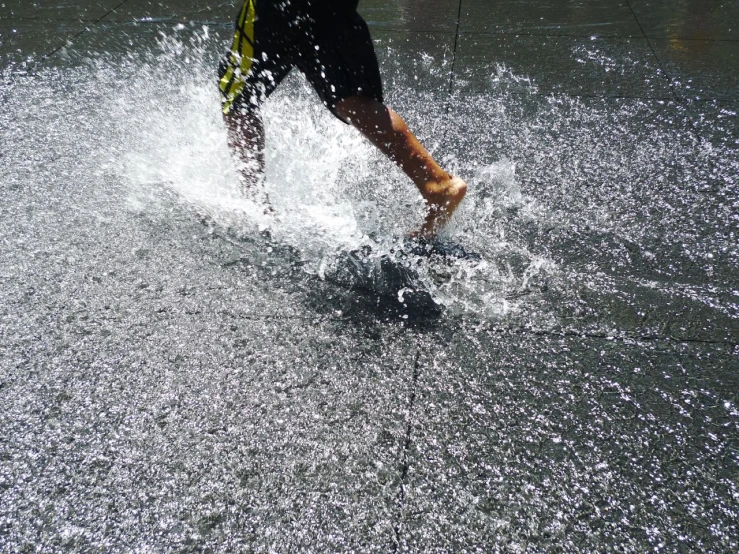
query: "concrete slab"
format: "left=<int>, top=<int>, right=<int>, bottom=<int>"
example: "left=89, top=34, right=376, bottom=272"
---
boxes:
left=459, top=0, right=643, bottom=38
left=1, top=2, right=738, bottom=552
left=453, top=34, right=673, bottom=99
left=0, top=314, right=417, bottom=551
left=359, top=0, right=460, bottom=33
left=371, top=30, right=455, bottom=96
left=103, top=0, right=239, bottom=24
left=0, top=0, right=122, bottom=21
left=398, top=326, right=739, bottom=552
left=50, top=20, right=230, bottom=68
left=441, top=94, right=738, bottom=341
left=0, top=17, right=86, bottom=71
left=2, top=69, right=421, bottom=552
left=651, top=38, right=739, bottom=102
left=687, top=100, right=739, bottom=150
left=630, top=0, right=739, bottom=40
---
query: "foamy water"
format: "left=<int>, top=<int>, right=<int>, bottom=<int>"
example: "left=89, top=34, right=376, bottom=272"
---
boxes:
left=2, top=21, right=738, bottom=554
left=11, top=26, right=550, bottom=319
left=3, top=24, right=736, bottom=326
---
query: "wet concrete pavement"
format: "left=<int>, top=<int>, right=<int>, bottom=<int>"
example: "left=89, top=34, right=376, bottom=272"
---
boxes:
left=1, top=1, right=738, bottom=552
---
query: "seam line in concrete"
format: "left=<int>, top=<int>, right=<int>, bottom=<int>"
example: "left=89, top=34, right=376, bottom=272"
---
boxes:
left=2, top=17, right=108, bottom=23
left=368, top=27, right=457, bottom=35
left=459, top=29, right=643, bottom=40
left=457, top=90, right=677, bottom=101
left=100, top=18, right=232, bottom=26
left=391, top=348, right=421, bottom=552
left=458, top=29, right=739, bottom=43
left=102, top=307, right=739, bottom=346
left=93, top=0, right=133, bottom=23
left=26, top=29, right=88, bottom=73
left=474, top=324, right=737, bottom=347
left=625, top=2, right=726, bottom=145
left=462, top=89, right=739, bottom=106
left=26, top=0, right=132, bottom=73
left=639, top=36, right=739, bottom=43
left=446, top=0, right=463, bottom=98
left=625, top=0, right=679, bottom=103
left=440, top=0, right=463, bottom=148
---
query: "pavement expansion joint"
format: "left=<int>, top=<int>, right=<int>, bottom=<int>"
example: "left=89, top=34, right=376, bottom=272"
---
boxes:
left=391, top=348, right=422, bottom=551
left=17, top=1, right=132, bottom=73
left=625, top=0, right=680, bottom=103
left=462, top=322, right=738, bottom=348
left=455, top=90, right=683, bottom=102
left=2, top=16, right=101, bottom=22
left=459, top=30, right=639, bottom=39
left=104, top=0, right=134, bottom=19
left=443, top=1, right=463, bottom=143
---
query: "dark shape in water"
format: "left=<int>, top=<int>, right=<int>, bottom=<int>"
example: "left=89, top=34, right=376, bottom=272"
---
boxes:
left=329, top=246, right=439, bottom=315
left=205, top=213, right=450, bottom=317
left=327, top=236, right=482, bottom=315
left=401, top=236, right=482, bottom=262
left=327, top=236, right=480, bottom=316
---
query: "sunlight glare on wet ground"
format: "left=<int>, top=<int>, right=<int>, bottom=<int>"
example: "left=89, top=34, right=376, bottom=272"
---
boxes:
left=0, top=1, right=737, bottom=551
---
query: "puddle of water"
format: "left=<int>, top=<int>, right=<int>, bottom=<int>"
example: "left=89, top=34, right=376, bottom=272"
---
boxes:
left=2, top=27, right=553, bottom=319
left=2, top=25, right=736, bottom=331
left=2, top=22, right=738, bottom=554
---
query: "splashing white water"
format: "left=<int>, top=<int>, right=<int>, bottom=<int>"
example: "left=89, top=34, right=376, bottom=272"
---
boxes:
left=3, top=25, right=562, bottom=318
left=103, top=30, right=557, bottom=316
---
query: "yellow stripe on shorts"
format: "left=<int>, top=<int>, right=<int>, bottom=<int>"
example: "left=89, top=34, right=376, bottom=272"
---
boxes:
left=220, top=0, right=256, bottom=114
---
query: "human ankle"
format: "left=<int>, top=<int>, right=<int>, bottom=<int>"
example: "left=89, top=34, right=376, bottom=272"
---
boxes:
left=426, top=176, right=465, bottom=198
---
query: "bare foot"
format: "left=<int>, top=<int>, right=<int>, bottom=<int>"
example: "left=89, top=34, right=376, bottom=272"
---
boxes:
left=413, top=176, right=468, bottom=239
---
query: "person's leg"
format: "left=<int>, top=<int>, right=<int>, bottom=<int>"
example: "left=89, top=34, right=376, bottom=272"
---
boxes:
left=224, top=107, right=265, bottom=195
left=218, top=0, right=289, bottom=206
left=335, top=95, right=467, bottom=238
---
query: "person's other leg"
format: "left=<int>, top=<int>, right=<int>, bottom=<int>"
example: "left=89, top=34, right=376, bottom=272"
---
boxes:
left=218, top=0, right=289, bottom=203
left=224, top=107, right=265, bottom=194
left=335, top=95, right=467, bottom=238
left=221, top=63, right=290, bottom=202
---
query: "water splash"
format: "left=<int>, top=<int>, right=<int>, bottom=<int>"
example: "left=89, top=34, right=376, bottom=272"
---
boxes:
left=48, top=27, right=552, bottom=318
left=3, top=23, right=735, bottom=329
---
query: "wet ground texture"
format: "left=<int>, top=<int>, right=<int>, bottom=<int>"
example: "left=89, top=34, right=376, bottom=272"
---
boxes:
left=1, top=1, right=738, bottom=552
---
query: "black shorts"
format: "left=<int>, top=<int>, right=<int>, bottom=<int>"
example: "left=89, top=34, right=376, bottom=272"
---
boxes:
left=218, top=0, right=383, bottom=122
